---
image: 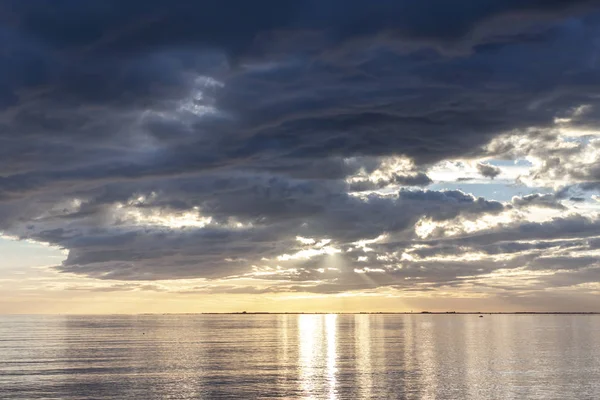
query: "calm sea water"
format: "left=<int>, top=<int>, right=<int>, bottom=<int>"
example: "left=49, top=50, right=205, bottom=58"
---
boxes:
left=1, top=314, right=599, bottom=399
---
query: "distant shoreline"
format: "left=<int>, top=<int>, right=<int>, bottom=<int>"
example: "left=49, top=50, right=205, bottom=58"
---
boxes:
left=3, top=312, right=600, bottom=316
left=156, top=311, right=600, bottom=315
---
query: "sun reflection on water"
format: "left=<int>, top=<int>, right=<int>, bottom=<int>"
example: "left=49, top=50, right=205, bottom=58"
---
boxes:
left=326, top=314, right=338, bottom=400
left=298, top=314, right=338, bottom=399
left=355, top=314, right=372, bottom=398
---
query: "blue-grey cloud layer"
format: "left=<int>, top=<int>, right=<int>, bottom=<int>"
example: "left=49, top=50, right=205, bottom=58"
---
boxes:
left=1, top=0, right=600, bottom=293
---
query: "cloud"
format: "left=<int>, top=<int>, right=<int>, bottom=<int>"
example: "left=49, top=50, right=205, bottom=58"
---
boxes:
left=477, top=163, right=502, bottom=179
left=37, top=187, right=503, bottom=280
left=486, top=126, right=600, bottom=189
left=1, top=0, right=600, bottom=299
left=393, top=172, right=434, bottom=187
left=64, top=283, right=167, bottom=292
left=4, top=1, right=596, bottom=57
left=511, top=193, right=566, bottom=209
left=348, top=171, right=433, bottom=191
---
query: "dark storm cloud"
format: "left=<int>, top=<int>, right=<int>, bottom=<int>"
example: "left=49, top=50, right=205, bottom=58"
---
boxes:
left=1, top=0, right=600, bottom=292
left=2, top=0, right=600, bottom=178
left=4, top=0, right=596, bottom=56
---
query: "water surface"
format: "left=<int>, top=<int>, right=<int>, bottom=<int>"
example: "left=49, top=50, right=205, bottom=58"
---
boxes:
left=1, top=314, right=599, bottom=399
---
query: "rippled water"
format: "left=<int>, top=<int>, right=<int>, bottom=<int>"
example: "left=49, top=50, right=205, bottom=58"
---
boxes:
left=1, top=314, right=600, bottom=399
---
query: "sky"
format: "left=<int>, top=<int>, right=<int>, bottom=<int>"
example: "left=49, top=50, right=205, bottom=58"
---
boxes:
left=2, top=0, right=600, bottom=313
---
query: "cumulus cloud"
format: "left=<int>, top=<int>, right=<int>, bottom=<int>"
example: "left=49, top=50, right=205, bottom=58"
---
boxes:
left=512, top=193, right=566, bottom=209
left=393, top=172, right=434, bottom=187
left=477, top=163, right=502, bottom=179
left=486, top=125, right=600, bottom=189
left=1, top=0, right=600, bottom=300
left=348, top=172, right=433, bottom=191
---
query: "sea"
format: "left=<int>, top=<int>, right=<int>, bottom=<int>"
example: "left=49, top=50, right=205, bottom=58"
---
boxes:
left=1, top=314, right=599, bottom=399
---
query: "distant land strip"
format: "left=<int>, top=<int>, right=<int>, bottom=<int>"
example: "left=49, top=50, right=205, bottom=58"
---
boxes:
left=139, top=311, right=600, bottom=315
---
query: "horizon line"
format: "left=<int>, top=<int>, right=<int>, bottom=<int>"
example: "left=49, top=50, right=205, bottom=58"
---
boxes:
left=2, top=311, right=600, bottom=316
